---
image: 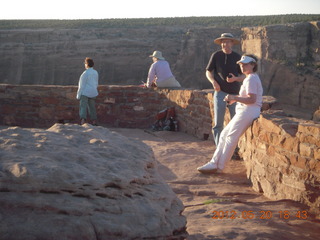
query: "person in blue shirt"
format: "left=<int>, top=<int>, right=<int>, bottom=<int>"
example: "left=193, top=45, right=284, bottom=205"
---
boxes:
left=76, top=57, right=99, bottom=125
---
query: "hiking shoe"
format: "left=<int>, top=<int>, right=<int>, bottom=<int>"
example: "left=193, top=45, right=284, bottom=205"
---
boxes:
left=80, top=119, right=86, bottom=125
left=197, top=162, right=218, bottom=174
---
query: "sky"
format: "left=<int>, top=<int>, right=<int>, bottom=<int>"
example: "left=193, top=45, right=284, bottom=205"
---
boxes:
left=2, top=0, right=320, bottom=20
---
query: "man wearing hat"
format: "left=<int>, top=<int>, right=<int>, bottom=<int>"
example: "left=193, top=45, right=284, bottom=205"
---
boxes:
left=146, top=51, right=181, bottom=88
left=206, top=33, right=245, bottom=146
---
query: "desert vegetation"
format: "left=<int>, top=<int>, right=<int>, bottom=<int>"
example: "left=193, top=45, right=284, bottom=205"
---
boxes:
left=0, top=14, right=319, bottom=29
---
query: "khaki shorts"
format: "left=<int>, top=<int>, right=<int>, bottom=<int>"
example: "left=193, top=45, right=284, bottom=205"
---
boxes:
left=156, top=76, right=181, bottom=88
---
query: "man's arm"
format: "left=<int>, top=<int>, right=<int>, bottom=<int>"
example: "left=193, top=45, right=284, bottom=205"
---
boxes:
left=226, top=73, right=245, bottom=83
left=206, top=70, right=220, bottom=91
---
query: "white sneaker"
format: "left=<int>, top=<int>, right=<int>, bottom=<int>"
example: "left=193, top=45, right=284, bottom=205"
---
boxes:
left=197, top=162, right=218, bottom=173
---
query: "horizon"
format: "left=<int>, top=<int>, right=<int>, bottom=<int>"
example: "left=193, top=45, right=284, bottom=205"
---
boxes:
left=2, top=13, right=320, bottom=22
left=2, top=0, right=320, bottom=20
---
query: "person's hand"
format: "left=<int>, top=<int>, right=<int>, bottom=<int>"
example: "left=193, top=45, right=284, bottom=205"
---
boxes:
left=226, top=73, right=235, bottom=83
left=224, top=94, right=236, bottom=105
left=140, top=81, right=147, bottom=88
left=212, top=81, right=221, bottom=91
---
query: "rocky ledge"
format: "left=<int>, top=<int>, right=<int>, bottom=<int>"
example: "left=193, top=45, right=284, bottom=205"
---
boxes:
left=0, top=123, right=187, bottom=240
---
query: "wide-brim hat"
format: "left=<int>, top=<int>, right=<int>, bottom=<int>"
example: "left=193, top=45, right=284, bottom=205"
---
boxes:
left=214, top=33, right=240, bottom=45
left=149, top=51, right=165, bottom=60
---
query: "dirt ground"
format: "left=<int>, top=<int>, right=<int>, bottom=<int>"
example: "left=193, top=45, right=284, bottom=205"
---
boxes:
left=111, top=128, right=320, bottom=240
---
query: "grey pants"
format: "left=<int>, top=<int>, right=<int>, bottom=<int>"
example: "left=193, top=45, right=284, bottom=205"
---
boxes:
left=79, top=95, right=97, bottom=120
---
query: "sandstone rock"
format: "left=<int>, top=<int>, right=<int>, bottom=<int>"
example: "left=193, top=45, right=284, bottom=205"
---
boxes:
left=0, top=124, right=187, bottom=240
left=312, top=107, right=320, bottom=122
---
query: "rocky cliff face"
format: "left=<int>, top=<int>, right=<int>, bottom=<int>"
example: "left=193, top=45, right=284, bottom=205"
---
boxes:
left=242, top=21, right=320, bottom=118
left=0, top=26, right=242, bottom=88
left=0, top=21, right=319, bottom=119
left=0, top=26, right=185, bottom=86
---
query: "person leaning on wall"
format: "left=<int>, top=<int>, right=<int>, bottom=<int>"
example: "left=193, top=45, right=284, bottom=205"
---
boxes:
left=145, top=51, right=181, bottom=88
left=76, top=57, right=99, bottom=126
left=197, top=54, right=263, bottom=174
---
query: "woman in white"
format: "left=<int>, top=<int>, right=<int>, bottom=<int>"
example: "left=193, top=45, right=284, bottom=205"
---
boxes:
left=197, top=54, right=263, bottom=173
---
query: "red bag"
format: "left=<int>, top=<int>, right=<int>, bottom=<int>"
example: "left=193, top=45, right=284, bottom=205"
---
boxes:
left=166, top=107, right=175, bottom=120
left=155, top=107, right=175, bottom=120
left=156, top=108, right=168, bottom=120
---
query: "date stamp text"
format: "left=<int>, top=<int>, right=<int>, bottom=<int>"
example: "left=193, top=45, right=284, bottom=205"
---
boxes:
left=211, top=210, right=309, bottom=220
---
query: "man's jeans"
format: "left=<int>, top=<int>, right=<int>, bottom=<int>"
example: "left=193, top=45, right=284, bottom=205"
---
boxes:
left=212, top=90, right=236, bottom=145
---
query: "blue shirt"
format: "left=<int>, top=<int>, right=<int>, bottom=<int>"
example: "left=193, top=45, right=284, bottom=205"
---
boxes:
left=76, top=68, right=99, bottom=99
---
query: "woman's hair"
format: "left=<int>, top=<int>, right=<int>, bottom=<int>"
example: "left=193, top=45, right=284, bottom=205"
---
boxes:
left=85, top=57, right=94, bottom=67
left=245, top=54, right=258, bottom=72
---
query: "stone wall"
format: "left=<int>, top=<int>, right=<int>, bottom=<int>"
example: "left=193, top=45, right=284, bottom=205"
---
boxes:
left=0, top=84, right=319, bottom=215
left=0, top=84, right=214, bottom=139
left=238, top=110, right=320, bottom=215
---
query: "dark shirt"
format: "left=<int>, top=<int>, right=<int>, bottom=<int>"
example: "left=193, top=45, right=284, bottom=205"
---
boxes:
left=206, top=50, right=242, bottom=94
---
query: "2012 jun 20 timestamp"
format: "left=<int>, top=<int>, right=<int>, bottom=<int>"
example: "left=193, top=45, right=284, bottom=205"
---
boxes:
left=211, top=210, right=309, bottom=220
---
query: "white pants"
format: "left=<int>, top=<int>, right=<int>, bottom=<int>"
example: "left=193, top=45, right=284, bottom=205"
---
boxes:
left=210, top=104, right=260, bottom=170
left=156, top=76, right=181, bottom=88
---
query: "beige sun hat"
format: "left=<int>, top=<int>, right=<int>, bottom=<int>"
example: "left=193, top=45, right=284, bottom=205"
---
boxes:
left=214, top=33, right=240, bottom=45
left=149, top=51, right=165, bottom=60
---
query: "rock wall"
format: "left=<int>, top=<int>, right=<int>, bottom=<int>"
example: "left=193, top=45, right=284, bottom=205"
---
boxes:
left=0, top=84, right=214, bottom=138
left=0, top=84, right=273, bottom=139
left=0, top=84, right=319, bottom=215
left=238, top=111, right=320, bottom=215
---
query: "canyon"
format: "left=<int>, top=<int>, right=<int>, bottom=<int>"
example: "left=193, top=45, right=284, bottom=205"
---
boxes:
left=0, top=21, right=319, bottom=119
left=1, top=19, right=319, bottom=238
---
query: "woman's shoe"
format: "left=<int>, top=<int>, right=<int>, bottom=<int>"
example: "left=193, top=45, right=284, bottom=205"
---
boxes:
left=197, top=162, right=218, bottom=173
left=80, top=119, right=86, bottom=125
